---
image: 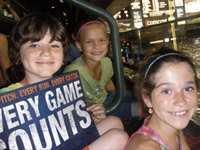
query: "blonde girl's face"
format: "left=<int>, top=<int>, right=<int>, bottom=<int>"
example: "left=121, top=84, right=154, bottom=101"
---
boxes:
left=20, top=31, right=63, bottom=83
left=78, top=23, right=108, bottom=63
left=148, top=62, right=198, bottom=130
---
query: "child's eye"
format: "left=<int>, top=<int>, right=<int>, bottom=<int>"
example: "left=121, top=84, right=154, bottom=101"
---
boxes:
left=85, top=40, right=92, bottom=44
left=185, top=87, right=194, bottom=92
left=29, top=44, right=38, bottom=48
left=100, top=39, right=106, bottom=42
left=161, top=89, right=171, bottom=94
left=51, top=44, right=59, bottom=48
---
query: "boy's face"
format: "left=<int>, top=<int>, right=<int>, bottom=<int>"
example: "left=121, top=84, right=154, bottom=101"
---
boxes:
left=20, top=31, right=63, bottom=82
left=78, top=24, right=108, bottom=63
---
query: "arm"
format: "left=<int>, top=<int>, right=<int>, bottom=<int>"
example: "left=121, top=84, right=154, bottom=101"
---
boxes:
left=127, top=135, right=160, bottom=150
left=103, top=57, right=115, bottom=91
left=0, top=33, right=11, bottom=83
left=105, top=78, right=115, bottom=91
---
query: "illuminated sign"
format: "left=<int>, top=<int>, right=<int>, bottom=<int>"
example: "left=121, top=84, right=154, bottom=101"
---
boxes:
left=159, top=0, right=169, bottom=10
left=175, top=0, right=184, bottom=6
left=140, top=0, right=176, bottom=26
left=131, top=0, right=141, bottom=10
left=145, top=18, right=168, bottom=26
left=185, top=0, right=200, bottom=13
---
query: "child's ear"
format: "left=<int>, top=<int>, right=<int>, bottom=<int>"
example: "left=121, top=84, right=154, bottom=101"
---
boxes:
left=107, top=37, right=109, bottom=46
left=74, top=41, right=83, bottom=52
left=141, top=92, right=153, bottom=108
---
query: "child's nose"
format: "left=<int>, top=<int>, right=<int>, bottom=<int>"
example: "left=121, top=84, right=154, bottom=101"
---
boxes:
left=40, top=46, right=51, bottom=56
left=94, top=42, right=100, bottom=48
left=173, top=92, right=187, bottom=106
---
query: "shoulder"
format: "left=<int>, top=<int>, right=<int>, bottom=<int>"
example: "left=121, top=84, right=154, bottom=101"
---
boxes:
left=0, top=83, right=23, bottom=93
left=63, top=57, right=83, bottom=73
left=126, top=134, right=160, bottom=150
left=101, top=57, right=113, bottom=78
left=179, top=130, right=190, bottom=150
left=0, top=33, right=7, bottom=41
left=102, top=57, right=112, bottom=63
left=101, top=57, right=113, bottom=70
left=0, top=33, right=6, bottom=37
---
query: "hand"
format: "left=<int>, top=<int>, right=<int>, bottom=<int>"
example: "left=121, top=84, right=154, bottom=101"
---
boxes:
left=59, top=0, right=64, bottom=3
left=87, top=104, right=106, bottom=123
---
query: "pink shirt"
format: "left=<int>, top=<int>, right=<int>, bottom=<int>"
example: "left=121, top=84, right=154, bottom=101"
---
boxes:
left=125, top=116, right=181, bottom=150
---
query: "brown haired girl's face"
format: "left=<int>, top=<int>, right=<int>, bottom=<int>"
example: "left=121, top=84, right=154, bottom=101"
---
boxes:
left=148, top=62, right=198, bottom=130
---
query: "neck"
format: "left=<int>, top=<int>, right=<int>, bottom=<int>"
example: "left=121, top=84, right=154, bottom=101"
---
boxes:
left=20, top=76, right=51, bottom=86
left=82, top=56, right=100, bottom=69
left=82, top=57, right=101, bottom=80
left=147, top=114, right=180, bottom=149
